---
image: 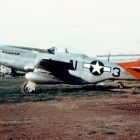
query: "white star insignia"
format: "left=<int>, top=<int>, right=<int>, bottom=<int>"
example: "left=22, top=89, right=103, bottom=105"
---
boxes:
left=91, top=61, right=103, bottom=74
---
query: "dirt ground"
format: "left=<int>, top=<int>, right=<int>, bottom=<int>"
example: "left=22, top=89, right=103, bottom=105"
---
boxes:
left=0, top=91, right=140, bottom=140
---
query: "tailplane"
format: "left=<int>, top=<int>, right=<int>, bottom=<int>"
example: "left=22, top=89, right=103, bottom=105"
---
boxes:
left=117, top=59, right=140, bottom=79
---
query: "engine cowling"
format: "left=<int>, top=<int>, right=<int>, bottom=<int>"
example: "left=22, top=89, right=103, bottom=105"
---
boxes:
left=25, top=72, right=62, bottom=84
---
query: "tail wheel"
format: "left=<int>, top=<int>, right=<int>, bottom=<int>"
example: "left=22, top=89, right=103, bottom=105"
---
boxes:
left=118, top=83, right=125, bottom=89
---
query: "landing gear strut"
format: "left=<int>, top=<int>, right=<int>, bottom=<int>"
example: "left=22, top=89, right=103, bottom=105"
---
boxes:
left=22, top=81, right=36, bottom=94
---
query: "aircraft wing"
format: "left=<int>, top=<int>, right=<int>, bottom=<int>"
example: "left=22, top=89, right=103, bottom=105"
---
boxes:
left=38, top=59, right=75, bottom=71
left=36, top=58, right=79, bottom=83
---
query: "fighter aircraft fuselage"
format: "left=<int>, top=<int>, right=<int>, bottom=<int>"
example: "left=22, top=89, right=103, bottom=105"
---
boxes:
left=0, top=46, right=34, bottom=70
left=0, top=45, right=139, bottom=94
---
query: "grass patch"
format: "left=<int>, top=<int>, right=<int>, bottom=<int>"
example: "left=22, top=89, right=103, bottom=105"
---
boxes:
left=0, top=78, right=139, bottom=104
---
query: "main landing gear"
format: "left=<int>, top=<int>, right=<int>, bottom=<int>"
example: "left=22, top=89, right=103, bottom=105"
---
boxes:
left=22, top=81, right=36, bottom=94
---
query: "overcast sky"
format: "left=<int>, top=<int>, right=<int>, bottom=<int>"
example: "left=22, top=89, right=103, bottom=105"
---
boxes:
left=0, top=0, right=140, bottom=56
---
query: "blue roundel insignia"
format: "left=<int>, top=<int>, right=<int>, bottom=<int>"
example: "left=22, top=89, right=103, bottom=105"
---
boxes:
left=90, top=61, right=104, bottom=76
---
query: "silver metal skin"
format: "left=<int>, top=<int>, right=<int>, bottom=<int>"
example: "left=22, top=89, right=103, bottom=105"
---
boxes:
left=0, top=45, right=135, bottom=94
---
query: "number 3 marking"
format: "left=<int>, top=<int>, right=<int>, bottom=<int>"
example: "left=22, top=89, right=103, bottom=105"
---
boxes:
left=112, top=67, right=121, bottom=77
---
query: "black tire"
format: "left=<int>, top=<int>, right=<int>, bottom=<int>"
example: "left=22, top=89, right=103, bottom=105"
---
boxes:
left=21, top=81, right=35, bottom=94
left=118, top=83, right=125, bottom=89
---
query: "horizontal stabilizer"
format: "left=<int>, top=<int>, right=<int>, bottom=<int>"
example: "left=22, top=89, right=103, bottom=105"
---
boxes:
left=129, top=67, right=140, bottom=72
left=117, top=59, right=140, bottom=79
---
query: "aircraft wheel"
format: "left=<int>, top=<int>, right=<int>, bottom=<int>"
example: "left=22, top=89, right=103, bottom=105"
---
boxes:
left=21, top=82, right=35, bottom=94
left=118, top=83, right=125, bottom=89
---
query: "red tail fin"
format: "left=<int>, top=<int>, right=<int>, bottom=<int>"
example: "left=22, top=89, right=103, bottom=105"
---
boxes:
left=117, top=59, right=140, bottom=79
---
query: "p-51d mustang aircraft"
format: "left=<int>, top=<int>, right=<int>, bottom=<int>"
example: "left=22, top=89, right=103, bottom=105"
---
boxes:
left=0, top=45, right=140, bottom=94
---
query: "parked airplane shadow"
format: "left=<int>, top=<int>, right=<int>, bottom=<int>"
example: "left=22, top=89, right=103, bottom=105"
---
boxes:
left=36, top=84, right=132, bottom=95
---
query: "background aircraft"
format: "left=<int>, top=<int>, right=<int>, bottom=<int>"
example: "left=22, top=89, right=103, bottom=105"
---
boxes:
left=0, top=45, right=140, bottom=94
left=97, top=54, right=140, bottom=63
